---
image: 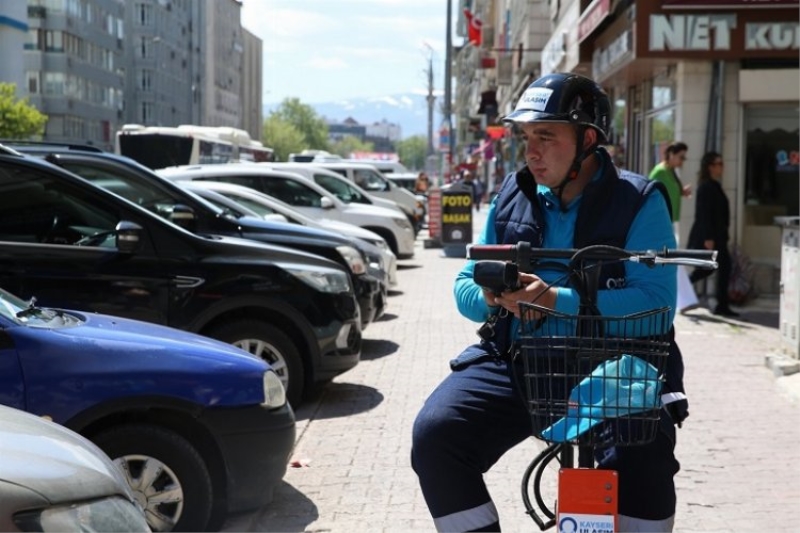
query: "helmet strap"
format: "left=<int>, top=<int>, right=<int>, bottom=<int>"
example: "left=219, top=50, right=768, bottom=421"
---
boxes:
left=552, top=126, right=597, bottom=211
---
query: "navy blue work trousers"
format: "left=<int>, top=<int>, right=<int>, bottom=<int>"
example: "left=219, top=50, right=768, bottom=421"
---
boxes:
left=411, top=347, right=680, bottom=531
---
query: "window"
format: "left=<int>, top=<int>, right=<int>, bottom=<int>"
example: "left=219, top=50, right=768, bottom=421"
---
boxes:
left=259, top=178, right=323, bottom=208
left=27, top=71, right=40, bottom=94
left=140, top=102, right=153, bottom=123
left=353, top=169, right=388, bottom=192
left=136, top=3, right=152, bottom=26
left=45, top=30, right=64, bottom=52
left=43, top=72, right=65, bottom=95
left=0, top=162, right=118, bottom=246
left=140, top=69, right=152, bottom=91
left=314, top=174, right=365, bottom=203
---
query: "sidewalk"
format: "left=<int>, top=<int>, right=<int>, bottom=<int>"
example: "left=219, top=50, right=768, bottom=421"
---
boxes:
left=224, top=217, right=800, bottom=532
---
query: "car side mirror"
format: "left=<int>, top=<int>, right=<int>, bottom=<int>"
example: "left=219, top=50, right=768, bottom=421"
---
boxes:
left=170, top=204, right=197, bottom=232
left=264, top=213, right=289, bottom=223
left=320, top=196, right=334, bottom=209
left=115, top=220, right=143, bottom=254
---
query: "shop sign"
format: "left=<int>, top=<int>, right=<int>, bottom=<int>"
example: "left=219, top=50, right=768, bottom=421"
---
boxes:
left=642, top=10, right=799, bottom=57
left=578, top=0, right=611, bottom=43
left=650, top=14, right=798, bottom=51
left=592, top=30, right=632, bottom=80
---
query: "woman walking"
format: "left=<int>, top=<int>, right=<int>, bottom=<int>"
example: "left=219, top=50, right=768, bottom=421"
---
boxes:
left=687, top=152, right=738, bottom=318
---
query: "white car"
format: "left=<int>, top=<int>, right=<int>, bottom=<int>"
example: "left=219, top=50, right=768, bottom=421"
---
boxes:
left=310, top=161, right=425, bottom=231
left=180, top=180, right=399, bottom=287
left=0, top=405, right=151, bottom=532
left=264, top=162, right=405, bottom=214
left=157, top=164, right=416, bottom=259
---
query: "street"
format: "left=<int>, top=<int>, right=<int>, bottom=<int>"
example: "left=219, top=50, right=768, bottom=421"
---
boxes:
left=224, top=210, right=800, bottom=533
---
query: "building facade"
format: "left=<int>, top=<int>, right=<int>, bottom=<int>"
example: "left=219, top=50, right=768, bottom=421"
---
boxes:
left=454, top=0, right=799, bottom=295
left=1, top=0, right=262, bottom=147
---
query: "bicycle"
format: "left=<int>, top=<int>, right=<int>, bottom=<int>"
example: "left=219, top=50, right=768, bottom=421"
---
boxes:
left=467, top=242, right=718, bottom=532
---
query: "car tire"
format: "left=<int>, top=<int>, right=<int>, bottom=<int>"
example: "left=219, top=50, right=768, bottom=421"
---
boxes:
left=92, top=424, right=213, bottom=533
left=208, top=320, right=305, bottom=407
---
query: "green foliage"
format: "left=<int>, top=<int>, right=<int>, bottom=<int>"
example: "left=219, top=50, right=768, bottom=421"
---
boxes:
left=395, top=135, right=428, bottom=171
left=329, top=135, right=373, bottom=158
left=268, top=98, right=329, bottom=150
left=0, top=83, right=47, bottom=138
left=263, top=115, right=306, bottom=162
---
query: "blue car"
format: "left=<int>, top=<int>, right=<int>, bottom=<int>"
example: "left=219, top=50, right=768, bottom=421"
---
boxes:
left=0, top=288, right=295, bottom=532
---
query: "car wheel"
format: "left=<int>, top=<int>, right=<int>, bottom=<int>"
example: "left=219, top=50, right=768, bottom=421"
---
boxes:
left=208, top=319, right=305, bottom=407
left=92, top=424, right=213, bottom=532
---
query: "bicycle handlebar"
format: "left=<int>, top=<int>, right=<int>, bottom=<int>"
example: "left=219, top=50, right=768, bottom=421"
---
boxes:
left=467, top=242, right=718, bottom=270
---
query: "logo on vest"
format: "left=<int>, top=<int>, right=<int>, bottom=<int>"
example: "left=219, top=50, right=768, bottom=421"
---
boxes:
left=605, top=277, right=626, bottom=289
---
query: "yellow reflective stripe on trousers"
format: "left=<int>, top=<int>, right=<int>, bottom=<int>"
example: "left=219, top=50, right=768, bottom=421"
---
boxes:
left=433, top=501, right=498, bottom=532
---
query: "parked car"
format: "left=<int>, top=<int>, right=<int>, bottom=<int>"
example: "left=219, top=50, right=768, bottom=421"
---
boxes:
left=157, top=164, right=417, bottom=259
left=0, top=285, right=294, bottom=532
left=0, top=144, right=362, bottom=407
left=0, top=404, right=151, bottom=532
left=265, top=162, right=406, bottom=214
left=1, top=142, right=383, bottom=331
left=180, top=180, right=399, bottom=288
left=310, top=161, right=424, bottom=231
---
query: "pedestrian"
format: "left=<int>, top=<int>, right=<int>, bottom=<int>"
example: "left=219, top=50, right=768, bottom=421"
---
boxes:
left=687, top=152, right=738, bottom=318
left=411, top=72, right=689, bottom=532
left=649, top=141, right=699, bottom=314
left=473, top=178, right=485, bottom=211
left=415, top=171, right=430, bottom=194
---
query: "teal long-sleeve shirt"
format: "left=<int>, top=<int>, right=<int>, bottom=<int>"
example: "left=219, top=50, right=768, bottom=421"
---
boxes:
left=454, top=177, right=678, bottom=339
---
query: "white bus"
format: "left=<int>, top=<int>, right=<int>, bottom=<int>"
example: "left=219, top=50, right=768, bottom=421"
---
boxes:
left=115, top=124, right=274, bottom=170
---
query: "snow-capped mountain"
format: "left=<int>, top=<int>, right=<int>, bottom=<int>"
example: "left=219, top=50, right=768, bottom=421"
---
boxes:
left=264, top=92, right=441, bottom=139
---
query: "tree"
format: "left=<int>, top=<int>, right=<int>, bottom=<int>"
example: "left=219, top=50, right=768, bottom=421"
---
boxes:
left=0, top=83, right=47, bottom=138
left=263, top=115, right=306, bottom=162
left=395, top=135, right=427, bottom=171
left=329, top=135, right=373, bottom=159
left=269, top=98, right=329, bottom=150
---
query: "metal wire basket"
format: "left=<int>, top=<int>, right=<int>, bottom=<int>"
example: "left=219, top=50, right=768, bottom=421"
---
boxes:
left=517, top=303, right=672, bottom=447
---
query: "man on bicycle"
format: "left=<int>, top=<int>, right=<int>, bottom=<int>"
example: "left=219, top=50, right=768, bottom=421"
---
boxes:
left=411, top=72, right=688, bottom=532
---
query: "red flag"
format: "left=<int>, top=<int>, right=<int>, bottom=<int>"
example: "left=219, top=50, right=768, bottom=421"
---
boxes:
left=463, top=8, right=482, bottom=46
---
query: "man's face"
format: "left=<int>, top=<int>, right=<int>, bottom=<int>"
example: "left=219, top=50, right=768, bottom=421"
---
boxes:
left=518, top=121, right=581, bottom=188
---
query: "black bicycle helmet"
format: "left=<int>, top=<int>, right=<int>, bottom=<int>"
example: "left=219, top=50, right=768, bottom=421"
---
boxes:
left=503, top=72, right=610, bottom=143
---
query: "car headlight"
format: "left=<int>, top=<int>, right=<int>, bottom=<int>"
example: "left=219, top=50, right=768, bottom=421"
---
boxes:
left=285, top=265, right=351, bottom=293
left=263, top=370, right=286, bottom=408
left=15, top=496, right=151, bottom=532
left=336, top=245, right=367, bottom=275
left=393, top=217, right=413, bottom=230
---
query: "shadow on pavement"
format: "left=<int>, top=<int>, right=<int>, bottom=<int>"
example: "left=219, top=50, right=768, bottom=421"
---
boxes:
left=388, top=289, right=404, bottom=296
left=682, top=310, right=778, bottom=329
left=361, top=338, right=399, bottom=360
left=397, top=263, right=423, bottom=270
left=375, top=312, right=399, bottom=322
left=294, top=382, right=384, bottom=422
left=221, top=482, right=318, bottom=532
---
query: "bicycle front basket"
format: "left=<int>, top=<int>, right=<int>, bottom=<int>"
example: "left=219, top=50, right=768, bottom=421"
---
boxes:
left=517, top=303, right=671, bottom=447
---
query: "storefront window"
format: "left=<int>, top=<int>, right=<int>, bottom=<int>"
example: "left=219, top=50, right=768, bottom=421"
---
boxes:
left=744, top=105, right=800, bottom=223
left=644, top=71, right=677, bottom=172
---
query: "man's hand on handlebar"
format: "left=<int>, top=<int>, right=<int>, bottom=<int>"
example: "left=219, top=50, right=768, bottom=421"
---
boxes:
left=491, top=272, right=557, bottom=318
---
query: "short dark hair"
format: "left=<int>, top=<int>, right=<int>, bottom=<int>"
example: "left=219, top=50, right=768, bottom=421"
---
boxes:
left=665, top=141, right=688, bottom=156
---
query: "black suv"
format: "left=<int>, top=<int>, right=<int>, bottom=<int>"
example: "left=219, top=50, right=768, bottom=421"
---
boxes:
left=4, top=141, right=387, bottom=328
left=0, top=145, right=362, bottom=406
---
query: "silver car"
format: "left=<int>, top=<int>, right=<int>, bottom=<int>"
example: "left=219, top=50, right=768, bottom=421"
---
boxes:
left=0, top=405, right=150, bottom=532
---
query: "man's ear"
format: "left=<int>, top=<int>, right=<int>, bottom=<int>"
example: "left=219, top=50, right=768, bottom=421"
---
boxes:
left=582, top=127, right=598, bottom=151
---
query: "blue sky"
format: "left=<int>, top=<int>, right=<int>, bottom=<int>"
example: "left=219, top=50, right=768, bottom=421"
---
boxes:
left=241, top=0, right=454, bottom=105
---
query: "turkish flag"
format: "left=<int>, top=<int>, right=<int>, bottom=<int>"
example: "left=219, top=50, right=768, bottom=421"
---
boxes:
left=463, top=8, right=482, bottom=46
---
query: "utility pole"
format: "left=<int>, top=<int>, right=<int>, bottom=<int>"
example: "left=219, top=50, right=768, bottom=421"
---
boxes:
left=444, top=0, right=454, bottom=168
left=425, top=46, right=436, bottom=157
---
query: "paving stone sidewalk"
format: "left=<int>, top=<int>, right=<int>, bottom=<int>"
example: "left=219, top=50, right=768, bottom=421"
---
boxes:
left=225, top=219, right=800, bottom=533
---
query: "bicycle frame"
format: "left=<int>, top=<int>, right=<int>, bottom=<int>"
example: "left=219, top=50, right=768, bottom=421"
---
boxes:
left=468, top=243, right=717, bottom=532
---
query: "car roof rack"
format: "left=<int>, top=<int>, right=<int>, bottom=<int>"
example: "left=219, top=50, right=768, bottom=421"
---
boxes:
left=0, top=139, right=104, bottom=153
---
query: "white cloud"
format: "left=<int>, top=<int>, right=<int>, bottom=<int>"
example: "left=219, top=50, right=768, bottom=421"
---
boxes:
left=306, top=56, right=349, bottom=70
